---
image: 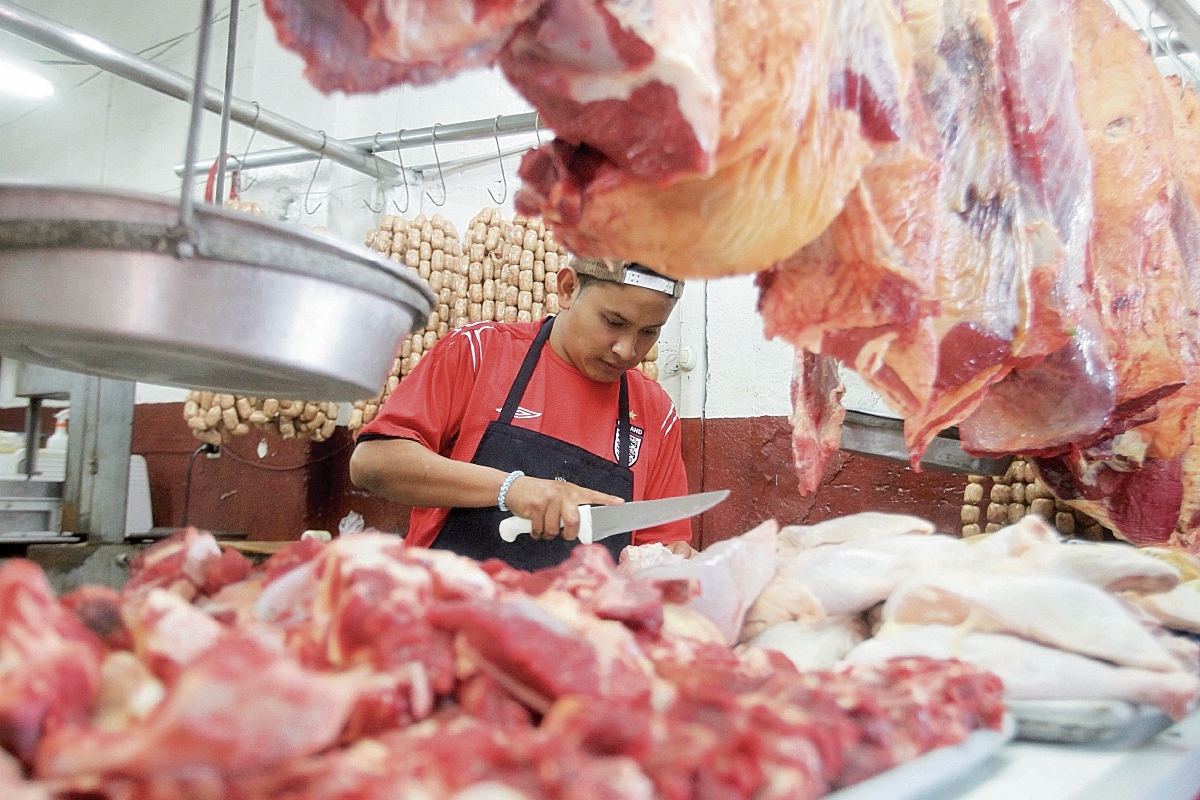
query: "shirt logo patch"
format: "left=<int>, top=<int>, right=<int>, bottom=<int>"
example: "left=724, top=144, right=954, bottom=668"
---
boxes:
left=614, top=424, right=644, bottom=466
left=496, top=406, right=543, bottom=420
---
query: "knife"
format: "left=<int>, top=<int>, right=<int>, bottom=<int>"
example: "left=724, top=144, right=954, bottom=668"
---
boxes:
left=498, top=489, right=730, bottom=545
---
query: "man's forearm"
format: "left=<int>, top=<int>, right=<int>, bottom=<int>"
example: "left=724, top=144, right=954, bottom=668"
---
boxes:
left=349, top=439, right=509, bottom=509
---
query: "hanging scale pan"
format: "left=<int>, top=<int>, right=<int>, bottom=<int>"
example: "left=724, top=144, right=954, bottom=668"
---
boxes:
left=0, top=185, right=434, bottom=400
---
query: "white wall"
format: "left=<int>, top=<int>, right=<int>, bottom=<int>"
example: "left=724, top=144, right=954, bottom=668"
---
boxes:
left=0, top=0, right=814, bottom=421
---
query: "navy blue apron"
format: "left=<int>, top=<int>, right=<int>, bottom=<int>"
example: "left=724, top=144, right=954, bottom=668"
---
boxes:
left=430, top=316, right=634, bottom=569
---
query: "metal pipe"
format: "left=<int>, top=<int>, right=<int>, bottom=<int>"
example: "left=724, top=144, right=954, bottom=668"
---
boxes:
left=176, top=0, right=216, bottom=242
left=214, top=0, right=240, bottom=205
left=0, top=0, right=406, bottom=185
left=175, top=112, right=548, bottom=176
left=409, top=141, right=533, bottom=180
left=21, top=397, right=41, bottom=479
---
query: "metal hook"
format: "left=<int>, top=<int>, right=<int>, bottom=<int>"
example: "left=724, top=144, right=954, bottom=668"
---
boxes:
left=362, top=133, right=385, bottom=214
left=393, top=128, right=417, bottom=212
left=488, top=116, right=508, bottom=205
left=236, top=101, right=260, bottom=192
left=424, top=123, right=447, bottom=207
left=534, top=112, right=543, bottom=147
left=393, top=128, right=417, bottom=214
left=304, top=131, right=326, bottom=216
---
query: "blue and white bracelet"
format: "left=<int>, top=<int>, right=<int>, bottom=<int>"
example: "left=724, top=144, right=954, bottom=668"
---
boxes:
left=497, top=470, right=525, bottom=512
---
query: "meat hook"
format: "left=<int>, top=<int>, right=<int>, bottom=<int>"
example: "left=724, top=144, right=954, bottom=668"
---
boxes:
left=392, top=128, right=411, bottom=215
left=534, top=112, right=543, bottom=147
left=488, top=116, right=508, bottom=205
left=362, top=132, right=385, bottom=214
left=424, top=123, right=448, bottom=207
left=235, top=100, right=260, bottom=193
left=304, top=131, right=327, bottom=216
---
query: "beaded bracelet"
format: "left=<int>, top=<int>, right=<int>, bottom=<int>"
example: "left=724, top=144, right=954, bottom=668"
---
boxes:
left=497, top=470, right=525, bottom=512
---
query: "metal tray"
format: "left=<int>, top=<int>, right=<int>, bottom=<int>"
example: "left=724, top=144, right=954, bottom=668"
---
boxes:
left=0, top=185, right=435, bottom=400
left=1008, top=700, right=1173, bottom=746
left=826, top=714, right=1016, bottom=800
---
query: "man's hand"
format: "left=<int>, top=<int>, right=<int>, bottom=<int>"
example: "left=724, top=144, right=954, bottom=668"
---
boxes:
left=502, top=477, right=624, bottom=541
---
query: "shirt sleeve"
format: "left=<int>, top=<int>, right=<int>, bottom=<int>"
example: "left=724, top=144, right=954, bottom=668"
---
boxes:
left=632, top=400, right=693, bottom=546
left=355, top=330, right=477, bottom=455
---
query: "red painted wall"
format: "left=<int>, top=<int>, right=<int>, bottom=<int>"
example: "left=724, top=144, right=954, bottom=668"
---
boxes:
left=104, top=404, right=966, bottom=545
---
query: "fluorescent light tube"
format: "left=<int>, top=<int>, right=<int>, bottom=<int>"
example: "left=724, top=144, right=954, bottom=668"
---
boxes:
left=0, top=61, right=53, bottom=99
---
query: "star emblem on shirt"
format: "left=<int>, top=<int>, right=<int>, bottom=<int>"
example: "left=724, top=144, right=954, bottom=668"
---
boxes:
left=629, top=411, right=637, bottom=421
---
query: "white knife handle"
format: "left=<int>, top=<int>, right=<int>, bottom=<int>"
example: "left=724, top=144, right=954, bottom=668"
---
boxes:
left=499, top=505, right=594, bottom=544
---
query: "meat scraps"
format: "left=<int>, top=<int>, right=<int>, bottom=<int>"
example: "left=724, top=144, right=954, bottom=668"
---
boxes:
left=0, top=531, right=1005, bottom=798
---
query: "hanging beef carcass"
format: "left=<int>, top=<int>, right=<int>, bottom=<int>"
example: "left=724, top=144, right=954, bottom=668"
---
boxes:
left=1008, top=0, right=1200, bottom=547
left=760, top=0, right=1106, bottom=463
left=264, top=0, right=911, bottom=277
left=262, top=0, right=546, bottom=92
left=264, top=0, right=725, bottom=188
left=511, top=0, right=910, bottom=276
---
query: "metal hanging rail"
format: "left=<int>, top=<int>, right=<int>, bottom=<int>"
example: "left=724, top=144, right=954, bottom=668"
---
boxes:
left=0, top=0, right=406, bottom=185
left=174, top=112, right=550, bottom=177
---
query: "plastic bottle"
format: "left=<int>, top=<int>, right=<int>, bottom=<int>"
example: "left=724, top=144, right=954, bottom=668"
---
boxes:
left=44, top=409, right=68, bottom=453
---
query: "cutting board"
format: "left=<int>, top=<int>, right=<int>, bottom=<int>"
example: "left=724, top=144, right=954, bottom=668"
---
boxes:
left=218, top=540, right=294, bottom=555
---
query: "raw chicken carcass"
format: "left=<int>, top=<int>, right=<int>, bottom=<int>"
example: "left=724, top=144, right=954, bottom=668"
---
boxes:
left=882, top=569, right=1180, bottom=671
left=963, top=513, right=1059, bottom=560
left=777, top=511, right=935, bottom=555
left=843, top=624, right=1200, bottom=719
left=515, top=0, right=911, bottom=276
left=745, top=618, right=868, bottom=671
left=745, top=533, right=973, bottom=642
left=740, top=573, right=825, bottom=643
left=634, top=520, right=778, bottom=644
left=263, top=0, right=545, bottom=93
left=1134, top=580, right=1200, bottom=634
left=1011, top=541, right=1182, bottom=594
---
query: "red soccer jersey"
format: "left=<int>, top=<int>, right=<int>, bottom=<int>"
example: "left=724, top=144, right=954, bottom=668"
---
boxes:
left=357, top=321, right=692, bottom=547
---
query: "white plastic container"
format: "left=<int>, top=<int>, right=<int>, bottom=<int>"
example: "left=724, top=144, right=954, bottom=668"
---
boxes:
left=125, top=454, right=152, bottom=537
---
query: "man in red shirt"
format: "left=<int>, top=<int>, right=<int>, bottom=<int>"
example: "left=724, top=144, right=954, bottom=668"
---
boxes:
left=350, top=257, right=692, bottom=569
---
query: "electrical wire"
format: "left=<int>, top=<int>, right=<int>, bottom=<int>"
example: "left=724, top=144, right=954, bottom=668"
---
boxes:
left=179, top=442, right=216, bottom=527
left=218, top=440, right=353, bottom=472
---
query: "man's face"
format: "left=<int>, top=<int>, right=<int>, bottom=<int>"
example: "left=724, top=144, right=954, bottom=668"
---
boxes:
left=554, top=270, right=676, bottom=383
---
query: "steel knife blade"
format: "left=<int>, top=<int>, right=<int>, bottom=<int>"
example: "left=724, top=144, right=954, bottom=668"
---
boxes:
left=498, top=489, right=730, bottom=544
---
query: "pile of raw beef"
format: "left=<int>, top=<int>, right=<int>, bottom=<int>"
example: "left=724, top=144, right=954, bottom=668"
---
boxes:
left=264, top=0, right=1200, bottom=549
left=0, top=529, right=1003, bottom=799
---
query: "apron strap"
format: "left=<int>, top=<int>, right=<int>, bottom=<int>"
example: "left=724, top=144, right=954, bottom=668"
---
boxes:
left=498, top=317, right=555, bottom=424
left=618, top=373, right=630, bottom=468
left=498, top=315, right=632, bottom=468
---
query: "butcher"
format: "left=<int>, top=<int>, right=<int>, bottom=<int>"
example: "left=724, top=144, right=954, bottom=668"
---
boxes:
left=349, top=257, right=693, bottom=569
